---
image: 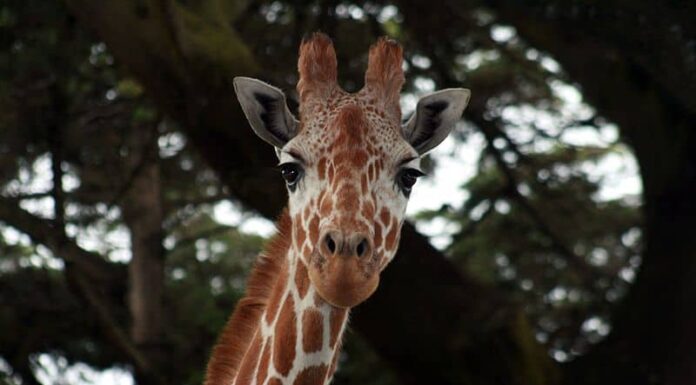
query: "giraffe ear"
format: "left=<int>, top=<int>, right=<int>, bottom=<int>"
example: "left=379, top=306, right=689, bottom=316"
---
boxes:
left=402, top=89, right=471, bottom=155
left=233, top=77, right=299, bottom=148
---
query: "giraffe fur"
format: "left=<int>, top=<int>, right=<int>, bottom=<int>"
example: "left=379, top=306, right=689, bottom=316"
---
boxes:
left=205, top=32, right=470, bottom=385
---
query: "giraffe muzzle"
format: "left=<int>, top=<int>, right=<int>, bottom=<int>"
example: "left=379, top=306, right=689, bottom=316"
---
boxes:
left=320, top=229, right=373, bottom=259
left=309, top=228, right=379, bottom=308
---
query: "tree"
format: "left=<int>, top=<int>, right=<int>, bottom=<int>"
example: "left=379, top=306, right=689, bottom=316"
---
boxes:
left=1, top=1, right=693, bottom=385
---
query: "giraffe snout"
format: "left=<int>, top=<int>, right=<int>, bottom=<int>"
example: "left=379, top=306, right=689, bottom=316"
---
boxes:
left=310, top=227, right=379, bottom=308
left=320, top=229, right=373, bottom=259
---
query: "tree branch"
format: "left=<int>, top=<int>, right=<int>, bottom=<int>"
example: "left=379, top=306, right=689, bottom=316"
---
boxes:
left=0, top=199, right=162, bottom=382
left=450, top=196, right=498, bottom=244
left=474, top=115, right=604, bottom=281
left=172, top=225, right=233, bottom=250
left=0, top=199, right=119, bottom=285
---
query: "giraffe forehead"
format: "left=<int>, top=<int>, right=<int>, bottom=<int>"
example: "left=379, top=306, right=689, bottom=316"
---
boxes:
left=296, top=96, right=413, bottom=165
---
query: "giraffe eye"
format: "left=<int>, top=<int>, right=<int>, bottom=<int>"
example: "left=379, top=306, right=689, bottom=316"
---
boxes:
left=397, top=168, right=425, bottom=196
left=279, top=163, right=303, bottom=191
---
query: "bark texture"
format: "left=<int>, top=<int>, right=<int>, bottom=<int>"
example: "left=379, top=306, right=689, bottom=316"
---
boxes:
left=121, top=124, right=167, bottom=384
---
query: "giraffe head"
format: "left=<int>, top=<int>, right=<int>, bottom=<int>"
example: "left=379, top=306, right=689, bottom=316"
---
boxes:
left=234, top=33, right=469, bottom=308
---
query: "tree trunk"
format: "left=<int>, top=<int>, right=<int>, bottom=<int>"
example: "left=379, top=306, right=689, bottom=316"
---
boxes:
left=121, top=124, right=166, bottom=385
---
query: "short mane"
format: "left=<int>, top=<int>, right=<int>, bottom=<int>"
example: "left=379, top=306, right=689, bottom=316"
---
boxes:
left=204, top=209, right=291, bottom=385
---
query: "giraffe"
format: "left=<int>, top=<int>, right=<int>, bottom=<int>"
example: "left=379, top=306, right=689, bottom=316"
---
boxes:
left=204, top=33, right=470, bottom=385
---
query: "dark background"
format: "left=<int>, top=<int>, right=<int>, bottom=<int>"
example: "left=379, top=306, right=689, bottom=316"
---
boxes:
left=1, top=1, right=695, bottom=385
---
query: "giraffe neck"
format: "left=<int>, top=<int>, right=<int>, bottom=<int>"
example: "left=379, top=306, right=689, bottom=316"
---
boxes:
left=233, top=248, right=349, bottom=385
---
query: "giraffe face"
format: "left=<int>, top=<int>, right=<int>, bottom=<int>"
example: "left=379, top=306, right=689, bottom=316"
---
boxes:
left=234, top=33, right=470, bottom=308
left=279, top=96, right=419, bottom=307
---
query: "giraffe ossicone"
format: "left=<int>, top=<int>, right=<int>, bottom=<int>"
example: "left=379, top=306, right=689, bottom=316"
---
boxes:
left=205, top=33, right=470, bottom=385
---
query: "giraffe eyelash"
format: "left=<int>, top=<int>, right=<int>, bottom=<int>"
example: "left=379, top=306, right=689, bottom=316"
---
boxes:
left=396, top=168, right=425, bottom=197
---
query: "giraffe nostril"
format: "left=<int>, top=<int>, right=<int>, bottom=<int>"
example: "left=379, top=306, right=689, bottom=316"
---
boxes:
left=322, top=231, right=369, bottom=258
left=356, top=238, right=369, bottom=257
left=326, top=235, right=337, bottom=254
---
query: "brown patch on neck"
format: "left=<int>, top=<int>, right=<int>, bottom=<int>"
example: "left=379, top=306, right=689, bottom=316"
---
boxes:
left=204, top=209, right=291, bottom=385
left=234, top=332, right=263, bottom=385
left=266, top=262, right=289, bottom=324
left=256, top=339, right=271, bottom=385
left=302, top=309, right=324, bottom=353
left=293, top=364, right=329, bottom=385
left=295, top=260, right=310, bottom=299
left=273, top=294, right=297, bottom=376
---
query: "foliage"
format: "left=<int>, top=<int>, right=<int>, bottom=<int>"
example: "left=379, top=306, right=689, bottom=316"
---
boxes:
left=2, top=0, right=693, bottom=385
left=423, top=144, right=641, bottom=359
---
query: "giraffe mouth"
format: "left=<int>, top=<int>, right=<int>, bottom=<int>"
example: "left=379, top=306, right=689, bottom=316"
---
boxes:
left=307, top=252, right=380, bottom=308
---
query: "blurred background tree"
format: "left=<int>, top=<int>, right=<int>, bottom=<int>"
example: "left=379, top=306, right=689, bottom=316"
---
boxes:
left=1, top=1, right=694, bottom=385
